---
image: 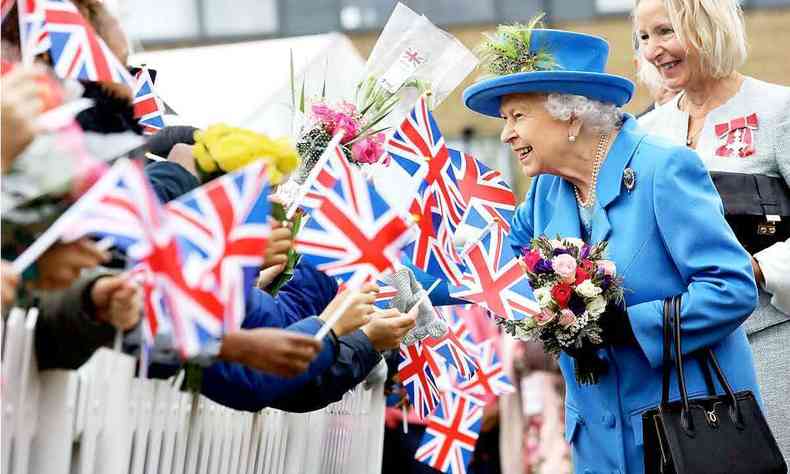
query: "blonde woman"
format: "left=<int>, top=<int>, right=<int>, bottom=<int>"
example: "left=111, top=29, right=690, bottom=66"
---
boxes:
left=634, top=0, right=790, bottom=460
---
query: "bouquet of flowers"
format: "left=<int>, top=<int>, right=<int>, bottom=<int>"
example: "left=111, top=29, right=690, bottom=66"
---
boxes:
left=497, top=236, right=624, bottom=384
left=289, top=2, right=477, bottom=184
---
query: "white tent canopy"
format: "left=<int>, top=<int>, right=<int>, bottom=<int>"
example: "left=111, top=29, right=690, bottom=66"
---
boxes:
left=128, top=33, right=366, bottom=136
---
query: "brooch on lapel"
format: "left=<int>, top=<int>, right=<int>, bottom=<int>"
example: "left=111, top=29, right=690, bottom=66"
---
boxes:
left=623, top=168, right=636, bottom=192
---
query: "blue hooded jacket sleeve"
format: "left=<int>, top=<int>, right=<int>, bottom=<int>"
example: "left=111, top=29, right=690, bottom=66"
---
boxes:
left=145, top=161, right=199, bottom=203
left=200, top=316, right=339, bottom=412
left=268, top=329, right=382, bottom=413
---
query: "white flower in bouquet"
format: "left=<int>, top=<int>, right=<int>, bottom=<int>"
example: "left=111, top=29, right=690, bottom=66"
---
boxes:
left=576, top=280, right=603, bottom=298
left=534, top=287, right=553, bottom=308
left=587, top=296, right=607, bottom=317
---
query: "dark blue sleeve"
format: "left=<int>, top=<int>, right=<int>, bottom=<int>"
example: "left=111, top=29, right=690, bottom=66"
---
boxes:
left=268, top=330, right=382, bottom=413
left=242, top=261, right=339, bottom=329
left=275, top=260, right=338, bottom=318
left=145, top=161, right=200, bottom=203
left=200, top=316, right=338, bottom=412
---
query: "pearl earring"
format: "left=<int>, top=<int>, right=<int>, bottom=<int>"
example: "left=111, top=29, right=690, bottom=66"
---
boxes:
left=568, top=134, right=577, bottom=143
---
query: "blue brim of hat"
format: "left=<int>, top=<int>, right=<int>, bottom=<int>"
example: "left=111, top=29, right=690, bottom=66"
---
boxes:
left=463, top=71, right=635, bottom=118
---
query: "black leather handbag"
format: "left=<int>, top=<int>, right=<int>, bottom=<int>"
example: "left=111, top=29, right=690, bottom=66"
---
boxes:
left=710, top=172, right=790, bottom=254
left=642, top=296, right=787, bottom=474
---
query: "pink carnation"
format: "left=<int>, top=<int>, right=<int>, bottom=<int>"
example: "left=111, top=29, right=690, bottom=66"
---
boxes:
left=558, top=309, right=576, bottom=328
left=534, top=308, right=556, bottom=326
left=597, top=260, right=617, bottom=277
left=351, top=136, right=385, bottom=164
left=333, top=114, right=361, bottom=143
left=310, top=103, right=337, bottom=124
left=522, top=249, right=542, bottom=272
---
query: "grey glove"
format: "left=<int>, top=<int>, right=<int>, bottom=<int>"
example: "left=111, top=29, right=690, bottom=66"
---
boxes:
left=386, top=268, right=447, bottom=346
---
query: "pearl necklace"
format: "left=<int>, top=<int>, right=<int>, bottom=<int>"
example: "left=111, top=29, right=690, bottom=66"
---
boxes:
left=574, top=133, right=610, bottom=208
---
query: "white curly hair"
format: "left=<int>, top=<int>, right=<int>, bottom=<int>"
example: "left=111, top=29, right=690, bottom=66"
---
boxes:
left=543, top=93, right=622, bottom=134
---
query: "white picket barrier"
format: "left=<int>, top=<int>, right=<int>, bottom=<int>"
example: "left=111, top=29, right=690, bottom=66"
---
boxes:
left=1, top=308, right=386, bottom=474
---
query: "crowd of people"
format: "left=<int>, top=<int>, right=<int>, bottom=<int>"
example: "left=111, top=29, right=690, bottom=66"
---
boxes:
left=1, top=0, right=788, bottom=473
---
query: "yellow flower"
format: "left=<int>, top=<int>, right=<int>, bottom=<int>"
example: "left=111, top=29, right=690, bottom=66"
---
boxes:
left=193, top=124, right=299, bottom=184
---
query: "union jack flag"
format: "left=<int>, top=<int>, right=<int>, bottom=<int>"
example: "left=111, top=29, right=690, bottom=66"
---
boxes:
left=132, top=67, right=166, bottom=135
left=295, top=145, right=413, bottom=288
left=425, top=307, right=480, bottom=381
left=166, top=162, right=271, bottom=333
left=56, top=160, right=223, bottom=357
left=415, top=389, right=484, bottom=474
left=399, top=341, right=448, bottom=419
left=60, top=159, right=163, bottom=260
left=403, top=188, right=465, bottom=286
left=447, top=148, right=516, bottom=232
left=455, top=339, right=514, bottom=403
left=450, top=225, right=540, bottom=321
left=17, top=0, right=50, bottom=62
left=387, top=94, right=464, bottom=226
left=43, top=0, right=134, bottom=87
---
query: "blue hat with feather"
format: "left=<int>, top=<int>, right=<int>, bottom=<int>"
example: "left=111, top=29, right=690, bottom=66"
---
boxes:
left=463, top=15, right=635, bottom=118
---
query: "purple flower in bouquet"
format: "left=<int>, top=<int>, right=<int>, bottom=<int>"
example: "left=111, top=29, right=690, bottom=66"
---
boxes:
left=534, top=259, right=553, bottom=274
left=351, top=134, right=385, bottom=164
left=568, top=293, right=587, bottom=316
left=552, top=247, right=571, bottom=256
left=580, top=244, right=591, bottom=259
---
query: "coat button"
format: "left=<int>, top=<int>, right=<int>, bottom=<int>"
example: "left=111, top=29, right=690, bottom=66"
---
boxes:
left=601, top=412, right=616, bottom=428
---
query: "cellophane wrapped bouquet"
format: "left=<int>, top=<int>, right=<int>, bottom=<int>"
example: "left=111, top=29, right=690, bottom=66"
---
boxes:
left=270, top=2, right=477, bottom=293
left=497, top=236, right=625, bottom=384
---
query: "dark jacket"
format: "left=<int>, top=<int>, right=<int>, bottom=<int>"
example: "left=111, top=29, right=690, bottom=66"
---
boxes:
left=76, top=82, right=142, bottom=135
left=34, top=271, right=116, bottom=370
left=269, top=328, right=382, bottom=412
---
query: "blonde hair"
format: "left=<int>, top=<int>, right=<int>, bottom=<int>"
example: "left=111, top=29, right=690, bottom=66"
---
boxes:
left=634, top=0, right=748, bottom=79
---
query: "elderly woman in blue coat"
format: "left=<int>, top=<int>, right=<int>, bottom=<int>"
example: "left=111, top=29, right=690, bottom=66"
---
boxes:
left=462, top=24, right=760, bottom=473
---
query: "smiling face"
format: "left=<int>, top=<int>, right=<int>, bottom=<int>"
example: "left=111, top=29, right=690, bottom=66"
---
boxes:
left=634, top=0, right=702, bottom=91
left=499, top=93, right=571, bottom=178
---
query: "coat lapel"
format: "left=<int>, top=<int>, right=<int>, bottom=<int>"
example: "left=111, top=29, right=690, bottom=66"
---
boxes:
left=590, top=115, right=646, bottom=244
left=543, top=178, right=583, bottom=239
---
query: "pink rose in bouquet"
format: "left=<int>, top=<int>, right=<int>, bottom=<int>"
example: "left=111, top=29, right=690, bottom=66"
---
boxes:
left=551, top=254, right=577, bottom=283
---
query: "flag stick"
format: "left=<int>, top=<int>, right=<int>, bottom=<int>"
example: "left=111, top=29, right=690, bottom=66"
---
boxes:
left=11, top=161, right=126, bottom=274
left=406, top=279, right=441, bottom=317
left=313, top=288, right=356, bottom=341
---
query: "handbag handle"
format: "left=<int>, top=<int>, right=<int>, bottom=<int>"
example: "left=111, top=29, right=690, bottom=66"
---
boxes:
left=660, top=295, right=743, bottom=435
left=660, top=295, right=692, bottom=431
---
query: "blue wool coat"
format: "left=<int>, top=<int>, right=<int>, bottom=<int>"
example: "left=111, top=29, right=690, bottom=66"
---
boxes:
left=509, top=116, right=760, bottom=474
